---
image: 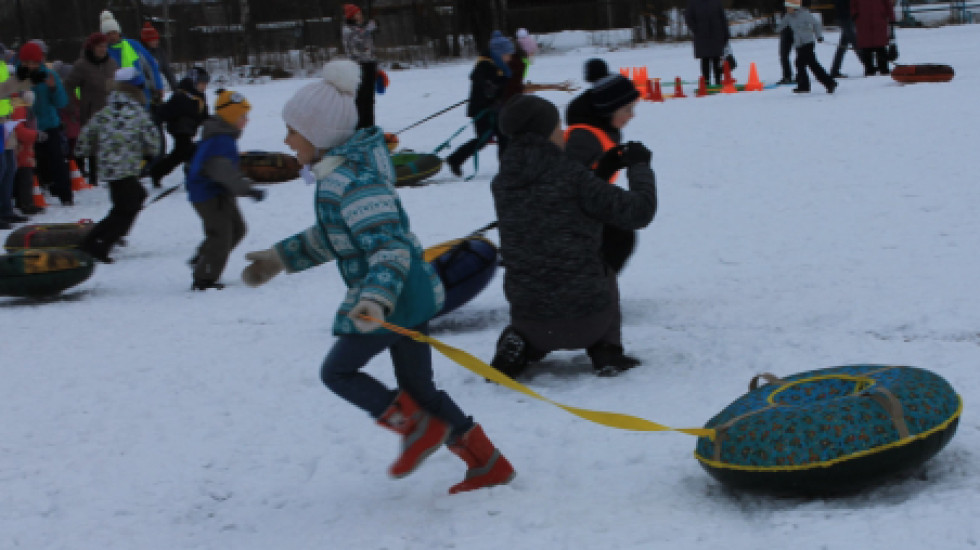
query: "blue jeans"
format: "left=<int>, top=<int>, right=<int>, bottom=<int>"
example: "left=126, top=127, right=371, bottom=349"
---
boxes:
left=320, top=322, right=473, bottom=436
left=0, top=149, right=16, bottom=217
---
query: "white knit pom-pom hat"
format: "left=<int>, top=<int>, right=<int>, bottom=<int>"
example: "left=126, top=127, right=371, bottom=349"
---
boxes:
left=100, top=11, right=121, bottom=34
left=281, top=59, right=362, bottom=150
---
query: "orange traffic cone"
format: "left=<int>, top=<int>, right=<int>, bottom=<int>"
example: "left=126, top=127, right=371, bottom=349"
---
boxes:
left=721, top=60, right=738, bottom=94
left=695, top=76, right=709, bottom=97
left=32, top=176, right=48, bottom=209
left=69, top=159, right=91, bottom=191
left=620, top=67, right=631, bottom=78
left=744, top=62, right=764, bottom=92
left=673, top=76, right=687, bottom=98
left=632, top=66, right=649, bottom=99
left=647, top=78, right=664, bottom=102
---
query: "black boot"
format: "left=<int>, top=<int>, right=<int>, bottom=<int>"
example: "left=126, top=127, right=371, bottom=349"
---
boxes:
left=587, top=342, right=641, bottom=377
left=78, top=239, right=114, bottom=264
left=192, top=279, right=225, bottom=291
left=446, top=154, right=463, bottom=178
left=490, top=326, right=530, bottom=378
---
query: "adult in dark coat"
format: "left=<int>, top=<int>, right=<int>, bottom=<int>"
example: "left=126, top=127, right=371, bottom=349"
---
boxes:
left=852, top=0, right=894, bottom=75
left=685, top=0, right=730, bottom=86
left=490, top=95, right=657, bottom=378
left=64, top=32, right=119, bottom=186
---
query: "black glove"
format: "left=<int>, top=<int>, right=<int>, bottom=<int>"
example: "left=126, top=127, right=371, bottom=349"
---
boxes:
left=29, top=69, right=46, bottom=85
left=593, top=145, right=625, bottom=181
left=15, top=65, right=30, bottom=81
left=247, top=188, right=266, bottom=202
left=620, top=141, right=652, bottom=166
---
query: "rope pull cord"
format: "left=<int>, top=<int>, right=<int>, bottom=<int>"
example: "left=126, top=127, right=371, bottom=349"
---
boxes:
left=359, top=316, right=715, bottom=440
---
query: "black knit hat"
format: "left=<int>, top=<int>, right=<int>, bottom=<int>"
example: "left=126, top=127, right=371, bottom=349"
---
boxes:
left=584, top=58, right=610, bottom=83
left=590, top=75, right=639, bottom=116
left=185, top=66, right=210, bottom=86
left=498, top=95, right=560, bottom=139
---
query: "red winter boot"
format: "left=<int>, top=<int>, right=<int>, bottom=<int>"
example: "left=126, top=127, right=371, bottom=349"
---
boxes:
left=447, top=424, right=516, bottom=494
left=376, top=391, right=451, bottom=478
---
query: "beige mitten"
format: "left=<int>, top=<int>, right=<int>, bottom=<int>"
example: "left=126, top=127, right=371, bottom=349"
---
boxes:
left=349, top=300, right=385, bottom=332
left=241, top=249, right=284, bottom=287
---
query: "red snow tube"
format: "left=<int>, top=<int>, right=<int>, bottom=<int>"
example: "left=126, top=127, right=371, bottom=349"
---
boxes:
left=891, top=64, right=954, bottom=84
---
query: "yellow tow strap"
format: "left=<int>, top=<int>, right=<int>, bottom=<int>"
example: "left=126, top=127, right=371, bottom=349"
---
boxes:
left=372, top=318, right=716, bottom=440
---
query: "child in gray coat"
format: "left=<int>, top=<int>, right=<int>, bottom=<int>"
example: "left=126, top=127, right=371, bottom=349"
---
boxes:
left=775, top=0, right=838, bottom=93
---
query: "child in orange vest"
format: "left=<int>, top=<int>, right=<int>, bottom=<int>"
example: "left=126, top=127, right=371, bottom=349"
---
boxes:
left=564, top=71, right=641, bottom=274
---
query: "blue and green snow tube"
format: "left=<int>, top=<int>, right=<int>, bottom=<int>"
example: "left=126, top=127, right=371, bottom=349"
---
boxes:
left=695, top=365, right=961, bottom=495
left=392, top=151, right=442, bottom=187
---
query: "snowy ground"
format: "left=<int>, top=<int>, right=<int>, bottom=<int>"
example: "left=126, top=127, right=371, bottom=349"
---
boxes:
left=2, top=24, right=979, bottom=550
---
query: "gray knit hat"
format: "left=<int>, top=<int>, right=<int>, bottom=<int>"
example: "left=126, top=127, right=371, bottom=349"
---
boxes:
left=498, top=95, right=560, bottom=139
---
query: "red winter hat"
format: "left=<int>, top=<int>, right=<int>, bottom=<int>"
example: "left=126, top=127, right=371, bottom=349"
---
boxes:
left=141, top=22, right=160, bottom=42
left=84, top=32, right=108, bottom=50
left=18, top=42, right=44, bottom=63
left=343, top=4, right=361, bottom=19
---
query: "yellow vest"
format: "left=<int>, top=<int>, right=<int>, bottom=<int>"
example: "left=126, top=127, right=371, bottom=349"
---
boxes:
left=112, top=40, right=140, bottom=69
left=0, top=62, right=11, bottom=118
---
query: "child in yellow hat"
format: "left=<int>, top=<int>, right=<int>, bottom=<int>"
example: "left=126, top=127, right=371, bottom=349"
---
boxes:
left=185, top=89, right=266, bottom=290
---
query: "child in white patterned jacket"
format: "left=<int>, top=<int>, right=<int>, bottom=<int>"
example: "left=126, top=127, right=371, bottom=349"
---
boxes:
left=75, top=67, right=160, bottom=263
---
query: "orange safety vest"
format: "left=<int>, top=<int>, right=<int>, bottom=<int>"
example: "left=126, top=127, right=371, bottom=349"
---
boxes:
left=564, top=124, right=619, bottom=184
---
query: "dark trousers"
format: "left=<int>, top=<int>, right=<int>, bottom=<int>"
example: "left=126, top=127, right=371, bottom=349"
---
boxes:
left=830, top=17, right=859, bottom=75
left=780, top=27, right=795, bottom=80
left=191, top=194, right=246, bottom=283
left=700, top=57, right=723, bottom=86
left=355, top=61, right=377, bottom=129
left=321, top=322, right=473, bottom=437
left=34, top=126, right=72, bottom=204
left=447, top=112, right=506, bottom=167
left=80, top=176, right=147, bottom=257
left=795, top=43, right=835, bottom=91
left=513, top=274, right=622, bottom=354
left=602, top=224, right=636, bottom=275
left=0, top=150, right=15, bottom=217
left=150, top=135, right=196, bottom=184
left=13, top=167, right=34, bottom=211
left=860, top=47, right=890, bottom=75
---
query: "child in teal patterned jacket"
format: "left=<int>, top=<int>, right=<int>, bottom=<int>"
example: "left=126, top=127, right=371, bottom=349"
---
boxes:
left=241, top=59, right=515, bottom=494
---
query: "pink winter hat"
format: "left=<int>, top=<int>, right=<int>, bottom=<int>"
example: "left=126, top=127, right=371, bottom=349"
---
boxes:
left=516, top=28, right=538, bottom=56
